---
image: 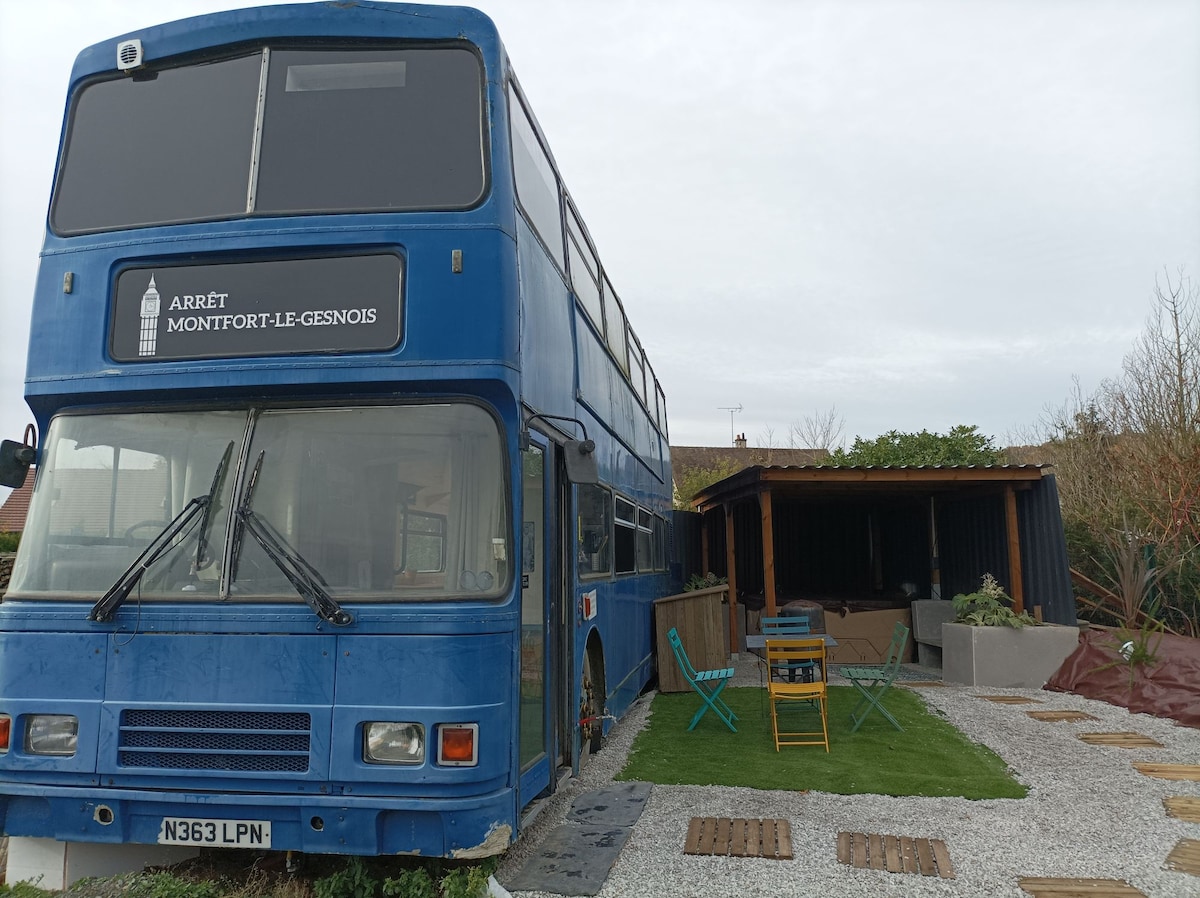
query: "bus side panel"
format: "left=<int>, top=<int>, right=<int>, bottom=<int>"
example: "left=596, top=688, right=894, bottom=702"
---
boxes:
left=331, top=633, right=513, bottom=793
left=0, top=632, right=108, bottom=776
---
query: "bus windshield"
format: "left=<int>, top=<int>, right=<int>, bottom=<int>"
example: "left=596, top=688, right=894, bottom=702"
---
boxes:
left=7, top=404, right=509, bottom=604
left=51, top=45, right=486, bottom=234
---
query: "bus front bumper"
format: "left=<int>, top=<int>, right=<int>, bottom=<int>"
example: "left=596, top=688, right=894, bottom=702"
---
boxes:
left=0, top=783, right=516, bottom=858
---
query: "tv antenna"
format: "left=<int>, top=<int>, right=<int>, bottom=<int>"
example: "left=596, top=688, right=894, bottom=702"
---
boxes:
left=718, top=404, right=742, bottom=446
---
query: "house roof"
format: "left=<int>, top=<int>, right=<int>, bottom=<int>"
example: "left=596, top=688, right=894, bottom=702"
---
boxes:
left=670, top=445, right=828, bottom=472
left=0, top=476, right=33, bottom=533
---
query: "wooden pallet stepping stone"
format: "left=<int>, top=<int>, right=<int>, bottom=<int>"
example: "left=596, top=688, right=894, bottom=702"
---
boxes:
left=1135, top=763, right=1200, bottom=781
left=684, top=817, right=793, bottom=860
left=1018, top=877, right=1147, bottom=897
left=1026, top=710, right=1099, bottom=722
left=835, top=831, right=954, bottom=878
left=976, top=695, right=1042, bottom=704
left=1165, top=838, right=1200, bottom=876
left=1164, top=797, right=1200, bottom=823
left=1077, top=732, right=1164, bottom=749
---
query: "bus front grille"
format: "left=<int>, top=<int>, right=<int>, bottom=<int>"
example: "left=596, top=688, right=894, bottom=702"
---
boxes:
left=118, top=709, right=311, bottom=773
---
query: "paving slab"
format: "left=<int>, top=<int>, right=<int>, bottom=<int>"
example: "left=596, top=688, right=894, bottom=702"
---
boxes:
left=566, top=781, right=653, bottom=827
left=507, top=782, right=652, bottom=896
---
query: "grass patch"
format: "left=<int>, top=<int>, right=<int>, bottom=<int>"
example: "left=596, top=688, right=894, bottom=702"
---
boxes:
left=618, top=686, right=1027, bottom=800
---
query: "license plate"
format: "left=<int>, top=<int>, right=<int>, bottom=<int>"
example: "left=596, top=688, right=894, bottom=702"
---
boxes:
left=158, top=816, right=271, bottom=848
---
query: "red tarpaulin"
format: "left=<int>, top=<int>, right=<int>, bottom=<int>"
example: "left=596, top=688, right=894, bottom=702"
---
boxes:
left=1044, top=627, right=1200, bottom=729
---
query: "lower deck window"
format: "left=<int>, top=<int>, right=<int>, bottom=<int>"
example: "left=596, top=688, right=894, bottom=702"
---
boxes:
left=614, top=497, right=636, bottom=575
left=8, top=403, right=508, bottom=603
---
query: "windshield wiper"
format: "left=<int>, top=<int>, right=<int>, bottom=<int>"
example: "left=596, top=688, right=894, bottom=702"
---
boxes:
left=90, top=448, right=234, bottom=623
left=89, top=499, right=205, bottom=623
left=195, top=441, right=234, bottom=570
left=231, top=450, right=353, bottom=627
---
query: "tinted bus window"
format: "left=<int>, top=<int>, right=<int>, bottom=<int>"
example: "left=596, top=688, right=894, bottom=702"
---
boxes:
left=577, top=483, right=612, bottom=577
left=258, top=48, right=486, bottom=213
left=567, top=205, right=604, bottom=330
left=509, top=85, right=564, bottom=269
left=603, top=278, right=629, bottom=376
left=52, top=47, right=487, bottom=234
left=636, top=508, right=653, bottom=572
left=628, top=331, right=647, bottom=405
left=53, top=54, right=262, bottom=233
left=614, top=496, right=636, bottom=574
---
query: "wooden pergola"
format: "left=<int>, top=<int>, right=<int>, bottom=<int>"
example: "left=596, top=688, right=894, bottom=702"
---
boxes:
left=691, top=465, right=1052, bottom=654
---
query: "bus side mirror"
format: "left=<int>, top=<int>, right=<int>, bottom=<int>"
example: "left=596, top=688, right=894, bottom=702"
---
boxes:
left=0, top=440, right=35, bottom=489
left=562, top=439, right=598, bottom=485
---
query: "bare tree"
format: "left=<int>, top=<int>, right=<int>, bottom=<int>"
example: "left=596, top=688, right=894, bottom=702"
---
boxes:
left=1044, top=269, right=1200, bottom=635
left=756, top=425, right=777, bottom=465
left=790, top=407, right=845, bottom=451
left=1102, top=269, right=1200, bottom=550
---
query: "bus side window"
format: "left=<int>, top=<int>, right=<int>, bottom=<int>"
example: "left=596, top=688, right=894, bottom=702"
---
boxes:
left=613, top=496, right=636, bottom=575
left=508, top=84, right=564, bottom=270
left=577, top=483, right=611, bottom=577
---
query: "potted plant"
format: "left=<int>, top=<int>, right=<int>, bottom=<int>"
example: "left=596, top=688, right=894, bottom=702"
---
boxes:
left=941, top=574, right=1080, bottom=688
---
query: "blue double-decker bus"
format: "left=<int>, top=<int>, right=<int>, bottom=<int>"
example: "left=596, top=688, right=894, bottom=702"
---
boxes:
left=0, top=2, right=674, bottom=860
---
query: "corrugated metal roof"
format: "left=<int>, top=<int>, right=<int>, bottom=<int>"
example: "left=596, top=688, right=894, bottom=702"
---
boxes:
left=691, top=463, right=1053, bottom=512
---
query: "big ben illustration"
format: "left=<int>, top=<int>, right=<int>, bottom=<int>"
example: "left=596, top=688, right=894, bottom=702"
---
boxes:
left=138, top=275, right=161, bottom=357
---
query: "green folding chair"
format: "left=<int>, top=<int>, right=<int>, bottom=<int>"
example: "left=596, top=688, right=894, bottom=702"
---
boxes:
left=666, top=627, right=738, bottom=732
left=761, top=616, right=814, bottom=682
left=839, top=622, right=910, bottom=732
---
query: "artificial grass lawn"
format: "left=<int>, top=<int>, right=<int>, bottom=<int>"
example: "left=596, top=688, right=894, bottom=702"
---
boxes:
left=617, top=686, right=1027, bottom=800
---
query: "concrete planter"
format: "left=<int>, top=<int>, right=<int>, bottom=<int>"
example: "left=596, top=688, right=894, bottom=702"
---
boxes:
left=941, top=621, right=1081, bottom=688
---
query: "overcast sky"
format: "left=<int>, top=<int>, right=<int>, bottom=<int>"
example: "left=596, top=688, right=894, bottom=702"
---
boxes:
left=1, top=0, right=1197, bottom=459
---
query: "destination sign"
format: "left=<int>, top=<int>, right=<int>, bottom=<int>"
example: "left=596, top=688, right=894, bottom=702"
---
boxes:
left=111, top=254, right=402, bottom=362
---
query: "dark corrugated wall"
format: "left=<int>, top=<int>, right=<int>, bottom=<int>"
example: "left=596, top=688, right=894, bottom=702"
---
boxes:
left=671, top=509, right=702, bottom=584
left=936, top=479, right=1075, bottom=625
left=1017, top=474, right=1075, bottom=624
left=937, top=494, right=1009, bottom=600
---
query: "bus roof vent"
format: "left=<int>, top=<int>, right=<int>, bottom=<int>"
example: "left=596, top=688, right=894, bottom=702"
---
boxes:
left=116, top=40, right=143, bottom=72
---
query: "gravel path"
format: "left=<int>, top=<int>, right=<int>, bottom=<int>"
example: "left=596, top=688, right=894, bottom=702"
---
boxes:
left=494, top=657, right=1200, bottom=898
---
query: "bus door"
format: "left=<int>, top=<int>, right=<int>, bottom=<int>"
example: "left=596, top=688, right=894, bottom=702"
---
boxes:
left=517, top=435, right=566, bottom=805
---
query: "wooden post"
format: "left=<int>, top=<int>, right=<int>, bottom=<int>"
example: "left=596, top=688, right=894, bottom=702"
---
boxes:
left=1004, top=485, right=1024, bottom=614
left=760, top=489, right=777, bottom=618
left=724, top=502, right=739, bottom=656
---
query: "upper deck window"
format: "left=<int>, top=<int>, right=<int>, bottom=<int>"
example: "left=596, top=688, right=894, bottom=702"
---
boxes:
left=51, top=46, right=487, bottom=234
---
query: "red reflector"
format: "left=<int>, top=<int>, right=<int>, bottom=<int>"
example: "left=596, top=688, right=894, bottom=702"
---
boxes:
left=0, top=716, right=10, bottom=752
left=440, top=726, right=475, bottom=763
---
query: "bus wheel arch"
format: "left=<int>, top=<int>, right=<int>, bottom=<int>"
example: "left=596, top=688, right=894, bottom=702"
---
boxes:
left=578, top=632, right=606, bottom=763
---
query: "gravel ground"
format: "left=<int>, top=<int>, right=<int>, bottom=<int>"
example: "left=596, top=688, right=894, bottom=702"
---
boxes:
left=494, top=656, right=1200, bottom=898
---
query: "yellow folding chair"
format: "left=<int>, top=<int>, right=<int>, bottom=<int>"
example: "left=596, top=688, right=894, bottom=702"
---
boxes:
left=765, top=637, right=829, bottom=752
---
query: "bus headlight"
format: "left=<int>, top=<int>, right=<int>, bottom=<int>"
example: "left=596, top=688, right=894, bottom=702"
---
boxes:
left=25, top=715, right=78, bottom=757
left=363, top=722, right=425, bottom=765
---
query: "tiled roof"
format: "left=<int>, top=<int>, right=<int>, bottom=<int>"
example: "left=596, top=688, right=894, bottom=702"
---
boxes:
left=671, top=445, right=828, bottom=471
left=0, top=476, right=33, bottom=533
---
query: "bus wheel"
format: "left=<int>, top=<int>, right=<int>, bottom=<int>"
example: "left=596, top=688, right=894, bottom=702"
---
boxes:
left=579, top=642, right=605, bottom=763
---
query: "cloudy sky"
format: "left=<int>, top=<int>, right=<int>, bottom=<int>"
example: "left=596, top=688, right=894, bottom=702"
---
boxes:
left=1, top=0, right=1197, bottom=458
